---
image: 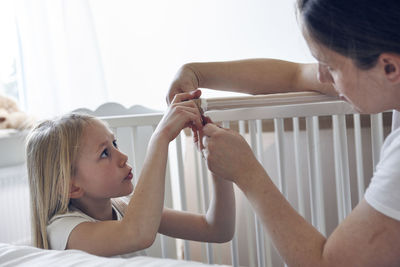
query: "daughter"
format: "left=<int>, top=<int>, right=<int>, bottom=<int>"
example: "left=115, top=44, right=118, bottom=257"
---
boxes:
left=27, top=91, right=235, bottom=257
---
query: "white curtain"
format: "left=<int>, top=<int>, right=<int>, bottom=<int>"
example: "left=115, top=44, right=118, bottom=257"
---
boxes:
left=14, top=0, right=108, bottom=119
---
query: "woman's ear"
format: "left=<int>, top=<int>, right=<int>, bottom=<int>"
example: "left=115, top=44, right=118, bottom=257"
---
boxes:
left=69, top=181, right=84, bottom=199
left=379, top=53, right=400, bottom=83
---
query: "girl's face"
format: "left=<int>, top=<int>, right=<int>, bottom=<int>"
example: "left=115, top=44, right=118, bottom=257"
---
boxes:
left=304, top=30, right=399, bottom=113
left=72, top=120, right=133, bottom=200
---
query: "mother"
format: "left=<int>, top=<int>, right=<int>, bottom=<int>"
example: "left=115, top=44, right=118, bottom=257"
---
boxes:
left=167, top=0, right=400, bottom=266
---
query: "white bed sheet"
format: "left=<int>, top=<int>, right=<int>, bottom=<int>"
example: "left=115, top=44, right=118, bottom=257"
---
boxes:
left=0, top=243, right=226, bottom=267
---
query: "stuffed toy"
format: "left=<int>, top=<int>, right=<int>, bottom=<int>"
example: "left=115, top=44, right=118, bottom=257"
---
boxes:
left=0, top=94, right=35, bottom=130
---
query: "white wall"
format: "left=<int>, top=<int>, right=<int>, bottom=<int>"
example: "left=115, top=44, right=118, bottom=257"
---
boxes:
left=1, top=1, right=315, bottom=116
left=89, top=0, right=314, bottom=111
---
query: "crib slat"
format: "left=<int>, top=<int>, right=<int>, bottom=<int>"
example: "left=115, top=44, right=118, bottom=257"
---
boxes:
left=159, top=234, right=167, bottom=259
left=249, top=120, right=266, bottom=267
left=293, top=117, right=306, bottom=216
left=256, top=120, right=274, bottom=267
left=305, top=117, right=317, bottom=229
left=256, top=120, right=264, bottom=164
left=370, top=113, right=384, bottom=171
left=332, top=117, right=344, bottom=222
left=332, top=115, right=352, bottom=221
left=305, top=116, right=326, bottom=236
left=259, top=119, right=273, bottom=267
left=274, top=118, right=287, bottom=196
left=353, top=114, right=365, bottom=201
left=174, top=134, right=191, bottom=260
left=238, top=121, right=257, bottom=267
left=238, top=120, right=246, bottom=135
left=175, top=134, right=187, bottom=210
left=274, top=118, right=289, bottom=267
left=230, top=235, right=239, bottom=267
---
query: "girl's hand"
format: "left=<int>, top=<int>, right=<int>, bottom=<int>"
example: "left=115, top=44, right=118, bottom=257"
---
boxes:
left=155, top=90, right=203, bottom=143
left=166, top=64, right=200, bottom=105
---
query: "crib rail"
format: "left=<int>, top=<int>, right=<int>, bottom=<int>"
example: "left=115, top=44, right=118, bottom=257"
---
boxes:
left=204, top=92, right=355, bottom=121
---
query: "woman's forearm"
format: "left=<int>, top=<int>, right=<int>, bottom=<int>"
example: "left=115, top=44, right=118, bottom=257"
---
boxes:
left=186, top=59, right=333, bottom=95
left=237, top=164, right=327, bottom=266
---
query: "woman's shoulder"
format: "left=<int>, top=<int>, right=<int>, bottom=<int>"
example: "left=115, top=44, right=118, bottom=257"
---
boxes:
left=391, top=110, right=400, bottom=131
left=369, top=126, right=400, bottom=182
left=382, top=126, right=400, bottom=155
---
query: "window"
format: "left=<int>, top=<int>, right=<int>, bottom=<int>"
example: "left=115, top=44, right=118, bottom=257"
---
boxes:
left=0, top=1, right=21, bottom=107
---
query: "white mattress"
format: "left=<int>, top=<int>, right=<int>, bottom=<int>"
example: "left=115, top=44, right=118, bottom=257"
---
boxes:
left=0, top=243, right=227, bottom=267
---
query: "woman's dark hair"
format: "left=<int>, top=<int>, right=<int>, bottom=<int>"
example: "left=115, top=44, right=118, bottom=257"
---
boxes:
left=297, top=0, right=400, bottom=69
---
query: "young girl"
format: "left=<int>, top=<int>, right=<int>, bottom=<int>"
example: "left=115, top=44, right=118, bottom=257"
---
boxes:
left=27, top=91, right=235, bottom=257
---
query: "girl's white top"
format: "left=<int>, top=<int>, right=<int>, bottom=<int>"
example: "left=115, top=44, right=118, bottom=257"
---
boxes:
left=47, top=197, right=146, bottom=258
left=364, top=110, right=400, bottom=220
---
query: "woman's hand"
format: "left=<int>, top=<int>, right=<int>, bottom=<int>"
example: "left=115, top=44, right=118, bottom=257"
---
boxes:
left=201, top=123, right=263, bottom=183
left=166, top=64, right=200, bottom=105
left=155, top=90, right=203, bottom=143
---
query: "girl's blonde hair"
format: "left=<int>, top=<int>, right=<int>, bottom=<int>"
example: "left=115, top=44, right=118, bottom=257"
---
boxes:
left=26, top=113, right=98, bottom=249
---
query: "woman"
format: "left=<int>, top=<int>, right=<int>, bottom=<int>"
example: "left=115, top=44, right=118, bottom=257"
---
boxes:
left=167, top=0, right=400, bottom=266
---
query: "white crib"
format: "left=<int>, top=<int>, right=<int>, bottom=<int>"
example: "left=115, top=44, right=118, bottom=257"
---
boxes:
left=0, top=92, right=392, bottom=267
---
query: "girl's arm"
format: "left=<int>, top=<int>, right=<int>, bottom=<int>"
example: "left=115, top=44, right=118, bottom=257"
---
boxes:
left=67, top=91, right=203, bottom=257
left=158, top=174, right=235, bottom=243
left=167, top=59, right=337, bottom=104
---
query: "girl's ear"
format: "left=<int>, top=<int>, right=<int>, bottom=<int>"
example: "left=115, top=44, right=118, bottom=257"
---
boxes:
left=69, top=181, right=84, bottom=199
left=379, top=53, right=400, bottom=83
